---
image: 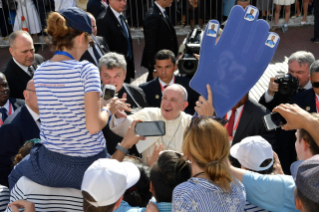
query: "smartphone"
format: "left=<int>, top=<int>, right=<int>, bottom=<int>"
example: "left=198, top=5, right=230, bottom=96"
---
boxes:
left=135, top=121, right=166, bottom=137
left=103, top=84, right=116, bottom=101
left=263, top=113, right=287, bottom=131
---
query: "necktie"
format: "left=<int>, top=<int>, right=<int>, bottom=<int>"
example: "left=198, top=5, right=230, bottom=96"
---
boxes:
left=0, top=108, right=8, bottom=123
left=38, top=118, right=41, bottom=123
left=119, top=15, right=132, bottom=59
left=226, top=108, right=237, bottom=137
left=92, top=44, right=101, bottom=65
left=163, top=11, right=169, bottom=20
left=163, top=85, right=168, bottom=89
left=28, top=66, right=34, bottom=78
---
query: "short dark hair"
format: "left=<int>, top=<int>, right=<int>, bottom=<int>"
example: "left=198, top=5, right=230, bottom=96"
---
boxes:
left=296, top=188, right=319, bottom=212
left=236, top=0, right=250, bottom=4
left=82, top=191, right=116, bottom=212
left=150, top=151, right=191, bottom=203
left=299, top=113, right=319, bottom=156
left=154, top=49, right=176, bottom=65
left=123, top=156, right=152, bottom=207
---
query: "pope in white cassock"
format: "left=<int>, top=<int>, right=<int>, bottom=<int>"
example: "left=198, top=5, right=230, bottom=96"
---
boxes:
left=110, top=84, right=214, bottom=160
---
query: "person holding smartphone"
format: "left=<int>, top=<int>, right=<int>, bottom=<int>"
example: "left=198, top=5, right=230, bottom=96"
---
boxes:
left=8, top=7, right=139, bottom=191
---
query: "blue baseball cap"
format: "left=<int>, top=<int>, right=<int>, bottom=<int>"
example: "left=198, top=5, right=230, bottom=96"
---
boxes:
left=59, top=7, right=92, bottom=34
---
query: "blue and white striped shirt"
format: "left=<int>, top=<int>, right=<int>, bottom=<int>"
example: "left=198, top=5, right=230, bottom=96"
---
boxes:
left=172, top=177, right=246, bottom=212
left=245, top=201, right=269, bottom=212
left=0, top=185, right=9, bottom=212
left=34, top=60, right=106, bottom=157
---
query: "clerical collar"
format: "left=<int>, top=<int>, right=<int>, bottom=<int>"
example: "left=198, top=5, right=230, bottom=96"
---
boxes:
left=110, top=6, right=123, bottom=21
left=25, top=104, right=40, bottom=123
left=159, top=76, right=175, bottom=90
left=155, top=2, right=166, bottom=14
left=304, top=80, right=312, bottom=90
left=0, top=99, right=11, bottom=111
left=13, top=57, right=30, bottom=76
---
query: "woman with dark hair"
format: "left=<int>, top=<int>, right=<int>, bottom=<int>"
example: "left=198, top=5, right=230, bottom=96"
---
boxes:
left=9, top=7, right=140, bottom=191
left=172, top=117, right=246, bottom=211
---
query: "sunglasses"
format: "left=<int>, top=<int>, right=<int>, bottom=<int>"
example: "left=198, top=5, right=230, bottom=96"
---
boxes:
left=312, top=82, right=319, bottom=88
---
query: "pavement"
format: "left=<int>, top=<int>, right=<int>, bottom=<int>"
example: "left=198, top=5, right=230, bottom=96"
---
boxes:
left=1, top=25, right=318, bottom=102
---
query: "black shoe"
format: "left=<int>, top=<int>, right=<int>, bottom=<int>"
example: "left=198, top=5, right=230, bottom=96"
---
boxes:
left=311, top=37, right=319, bottom=43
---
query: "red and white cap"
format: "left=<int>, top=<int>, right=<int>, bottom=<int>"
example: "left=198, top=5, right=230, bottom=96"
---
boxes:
left=230, top=136, right=274, bottom=171
left=81, top=158, right=140, bottom=207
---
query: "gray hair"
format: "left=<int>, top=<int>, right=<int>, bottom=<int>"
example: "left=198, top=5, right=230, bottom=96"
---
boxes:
left=310, top=60, right=319, bottom=76
left=9, top=30, right=32, bottom=48
left=167, top=84, right=188, bottom=102
left=99, top=52, right=127, bottom=72
left=288, top=51, right=315, bottom=68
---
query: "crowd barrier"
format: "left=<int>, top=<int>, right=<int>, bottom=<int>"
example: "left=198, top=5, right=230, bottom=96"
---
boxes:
left=0, top=0, right=315, bottom=47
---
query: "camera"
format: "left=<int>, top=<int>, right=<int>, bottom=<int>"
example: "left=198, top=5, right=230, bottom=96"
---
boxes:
left=178, top=28, right=204, bottom=76
left=274, top=73, right=299, bottom=99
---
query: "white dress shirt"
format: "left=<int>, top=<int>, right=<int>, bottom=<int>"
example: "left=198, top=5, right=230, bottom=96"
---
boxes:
left=25, top=104, right=41, bottom=129
left=159, top=76, right=175, bottom=93
left=264, top=80, right=312, bottom=103
left=109, top=6, right=128, bottom=34
left=226, top=105, right=244, bottom=137
left=155, top=2, right=166, bottom=17
left=13, top=58, right=32, bottom=76
left=316, top=94, right=319, bottom=113
left=87, top=47, right=98, bottom=66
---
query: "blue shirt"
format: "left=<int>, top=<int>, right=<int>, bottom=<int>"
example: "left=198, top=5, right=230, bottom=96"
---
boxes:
left=266, top=40, right=275, bottom=46
left=243, top=171, right=298, bottom=212
left=34, top=60, right=106, bottom=157
left=115, top=200, right=172, bottom=212
left=172, top=178, right=245, bottom=212
left=245, top=14, right=254, bottom=20
left=208, top=29, right=216, bottom=35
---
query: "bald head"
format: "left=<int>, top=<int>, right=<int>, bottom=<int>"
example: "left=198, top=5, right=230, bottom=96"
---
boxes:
left=161, top=84, right=189, bottom=120
left=9, top=31, right=35, bottom=67
left=24, top=79, right=39, bottom=114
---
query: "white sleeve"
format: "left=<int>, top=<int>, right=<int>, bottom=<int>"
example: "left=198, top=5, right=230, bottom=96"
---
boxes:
left=113, top=117, right=126, bottom=127
left=264, top=91, right=274, bottom=103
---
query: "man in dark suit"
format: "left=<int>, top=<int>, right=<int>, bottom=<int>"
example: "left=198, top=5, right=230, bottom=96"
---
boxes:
left=80, top=13, right=109, bottom=66
left=99, top=52, right=148, bottom=155
left=227, top=93, right=277, bottom=168
left=0, top=79, right=40, bottom=187
left=0, top=73, right=25, bottom=128
left=140, top=50, right=198, bottom=115
left=1, top=30, right=45, bottom=99
left=259, top=51, right=315, bottom=111
left=87, top=0, right=108, bottom=19
left=96, top=0, right=134, bottom=83
left=277, top=60, right=319, bottom=174
left=142, top=0, right=178, bottom=81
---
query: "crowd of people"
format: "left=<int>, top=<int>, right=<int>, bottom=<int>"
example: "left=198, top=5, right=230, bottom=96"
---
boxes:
left=0, top=0, right=318, bottom=212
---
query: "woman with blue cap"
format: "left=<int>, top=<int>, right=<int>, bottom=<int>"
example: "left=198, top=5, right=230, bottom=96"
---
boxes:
left=8, top=7, right=142, bottom=190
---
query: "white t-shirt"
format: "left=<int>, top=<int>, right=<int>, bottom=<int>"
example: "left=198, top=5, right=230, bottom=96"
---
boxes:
left=0, top=185, right=9, bottom=212
left=34, top=60, right=106, bottom=157
left=54, top=0, right=76, bottom=11
left=6, top=177, right=82, bottom=212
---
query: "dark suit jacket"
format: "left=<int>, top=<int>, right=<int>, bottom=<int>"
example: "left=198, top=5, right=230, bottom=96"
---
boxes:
left=1, top=54, right=45, bottom=99
left=80, top=36, right=110, bottom=66
left=8, top=97, right=25, bottom=111
left=230, top=98, right=277, bottom=168
left=141, top=4, right=178, bottom=70
left=139, top=76, right=199, bottom=115
left=87, top=0, right=108, bottom=19
left=0, top=105, right=40, bottom=187
left=258, top=92, right=292, bottom=112
left=96, top=6, right=135, bottom=81
left=102, top=83, right=148, bottom=156
left=277, top=89, right=317, bottom=174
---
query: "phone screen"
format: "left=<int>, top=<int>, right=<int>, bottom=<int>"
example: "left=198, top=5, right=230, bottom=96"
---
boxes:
left=263, top=113, right=287, bottom=131
left=135, top=121, right=166, bottom=137
left=103, top=85, right=116, bottom=101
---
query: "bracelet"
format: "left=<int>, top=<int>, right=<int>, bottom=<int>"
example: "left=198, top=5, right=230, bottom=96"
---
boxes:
left=116, top=143, right=129, bottom=155
left=101, top=108, right=112, bottom=116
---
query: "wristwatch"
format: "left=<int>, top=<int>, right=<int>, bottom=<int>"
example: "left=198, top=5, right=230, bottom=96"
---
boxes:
left=116, top=143, right=129, bottom=155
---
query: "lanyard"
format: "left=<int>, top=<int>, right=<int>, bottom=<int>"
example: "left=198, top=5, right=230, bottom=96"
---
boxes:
left=54, top=51, right=74, bottom=60
left=225, top=105, right=245, bottom=131
left=0, top=102, right=13, bottom=126
left=160, top=77, right=176, bottom=91
left=316, top=94, right=319, bottom=113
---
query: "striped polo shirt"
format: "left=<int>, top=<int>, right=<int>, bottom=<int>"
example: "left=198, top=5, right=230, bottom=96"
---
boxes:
left=0, top=185, right=9, bottom=212
left=5, top=177, right=82, bottom=212
left=34, top=60, right=106, bottom=157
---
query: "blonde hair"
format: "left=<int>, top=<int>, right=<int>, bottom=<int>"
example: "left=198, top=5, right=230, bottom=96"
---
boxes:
left=45, top=12, right=90, bottom=50
left=183, top=117, right=233, bottom=192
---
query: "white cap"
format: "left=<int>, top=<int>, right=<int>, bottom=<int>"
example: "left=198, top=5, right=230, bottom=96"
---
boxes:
left=230, top=136, right=274, bottom=171
left=81, top=158, right=140, bottom=207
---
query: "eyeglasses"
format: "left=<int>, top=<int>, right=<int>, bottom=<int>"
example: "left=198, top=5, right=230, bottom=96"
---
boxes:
left=312, top=82, right=319, bottom=88
left=25, top=89, right=36, bottom=92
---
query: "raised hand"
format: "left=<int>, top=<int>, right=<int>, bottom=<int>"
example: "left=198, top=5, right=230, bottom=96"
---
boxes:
left=190, top=5, right=279, bottom=117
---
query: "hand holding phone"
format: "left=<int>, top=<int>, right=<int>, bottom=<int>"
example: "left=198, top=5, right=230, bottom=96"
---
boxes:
left=263, top=112, right=287, bottom=131
left=103, top=84, right=116, bottom=101
left=135, top=121, right=166, bottom=137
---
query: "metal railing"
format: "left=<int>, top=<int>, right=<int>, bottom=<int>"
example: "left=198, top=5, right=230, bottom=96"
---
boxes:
left=0, top=0, right=315, bottom=47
